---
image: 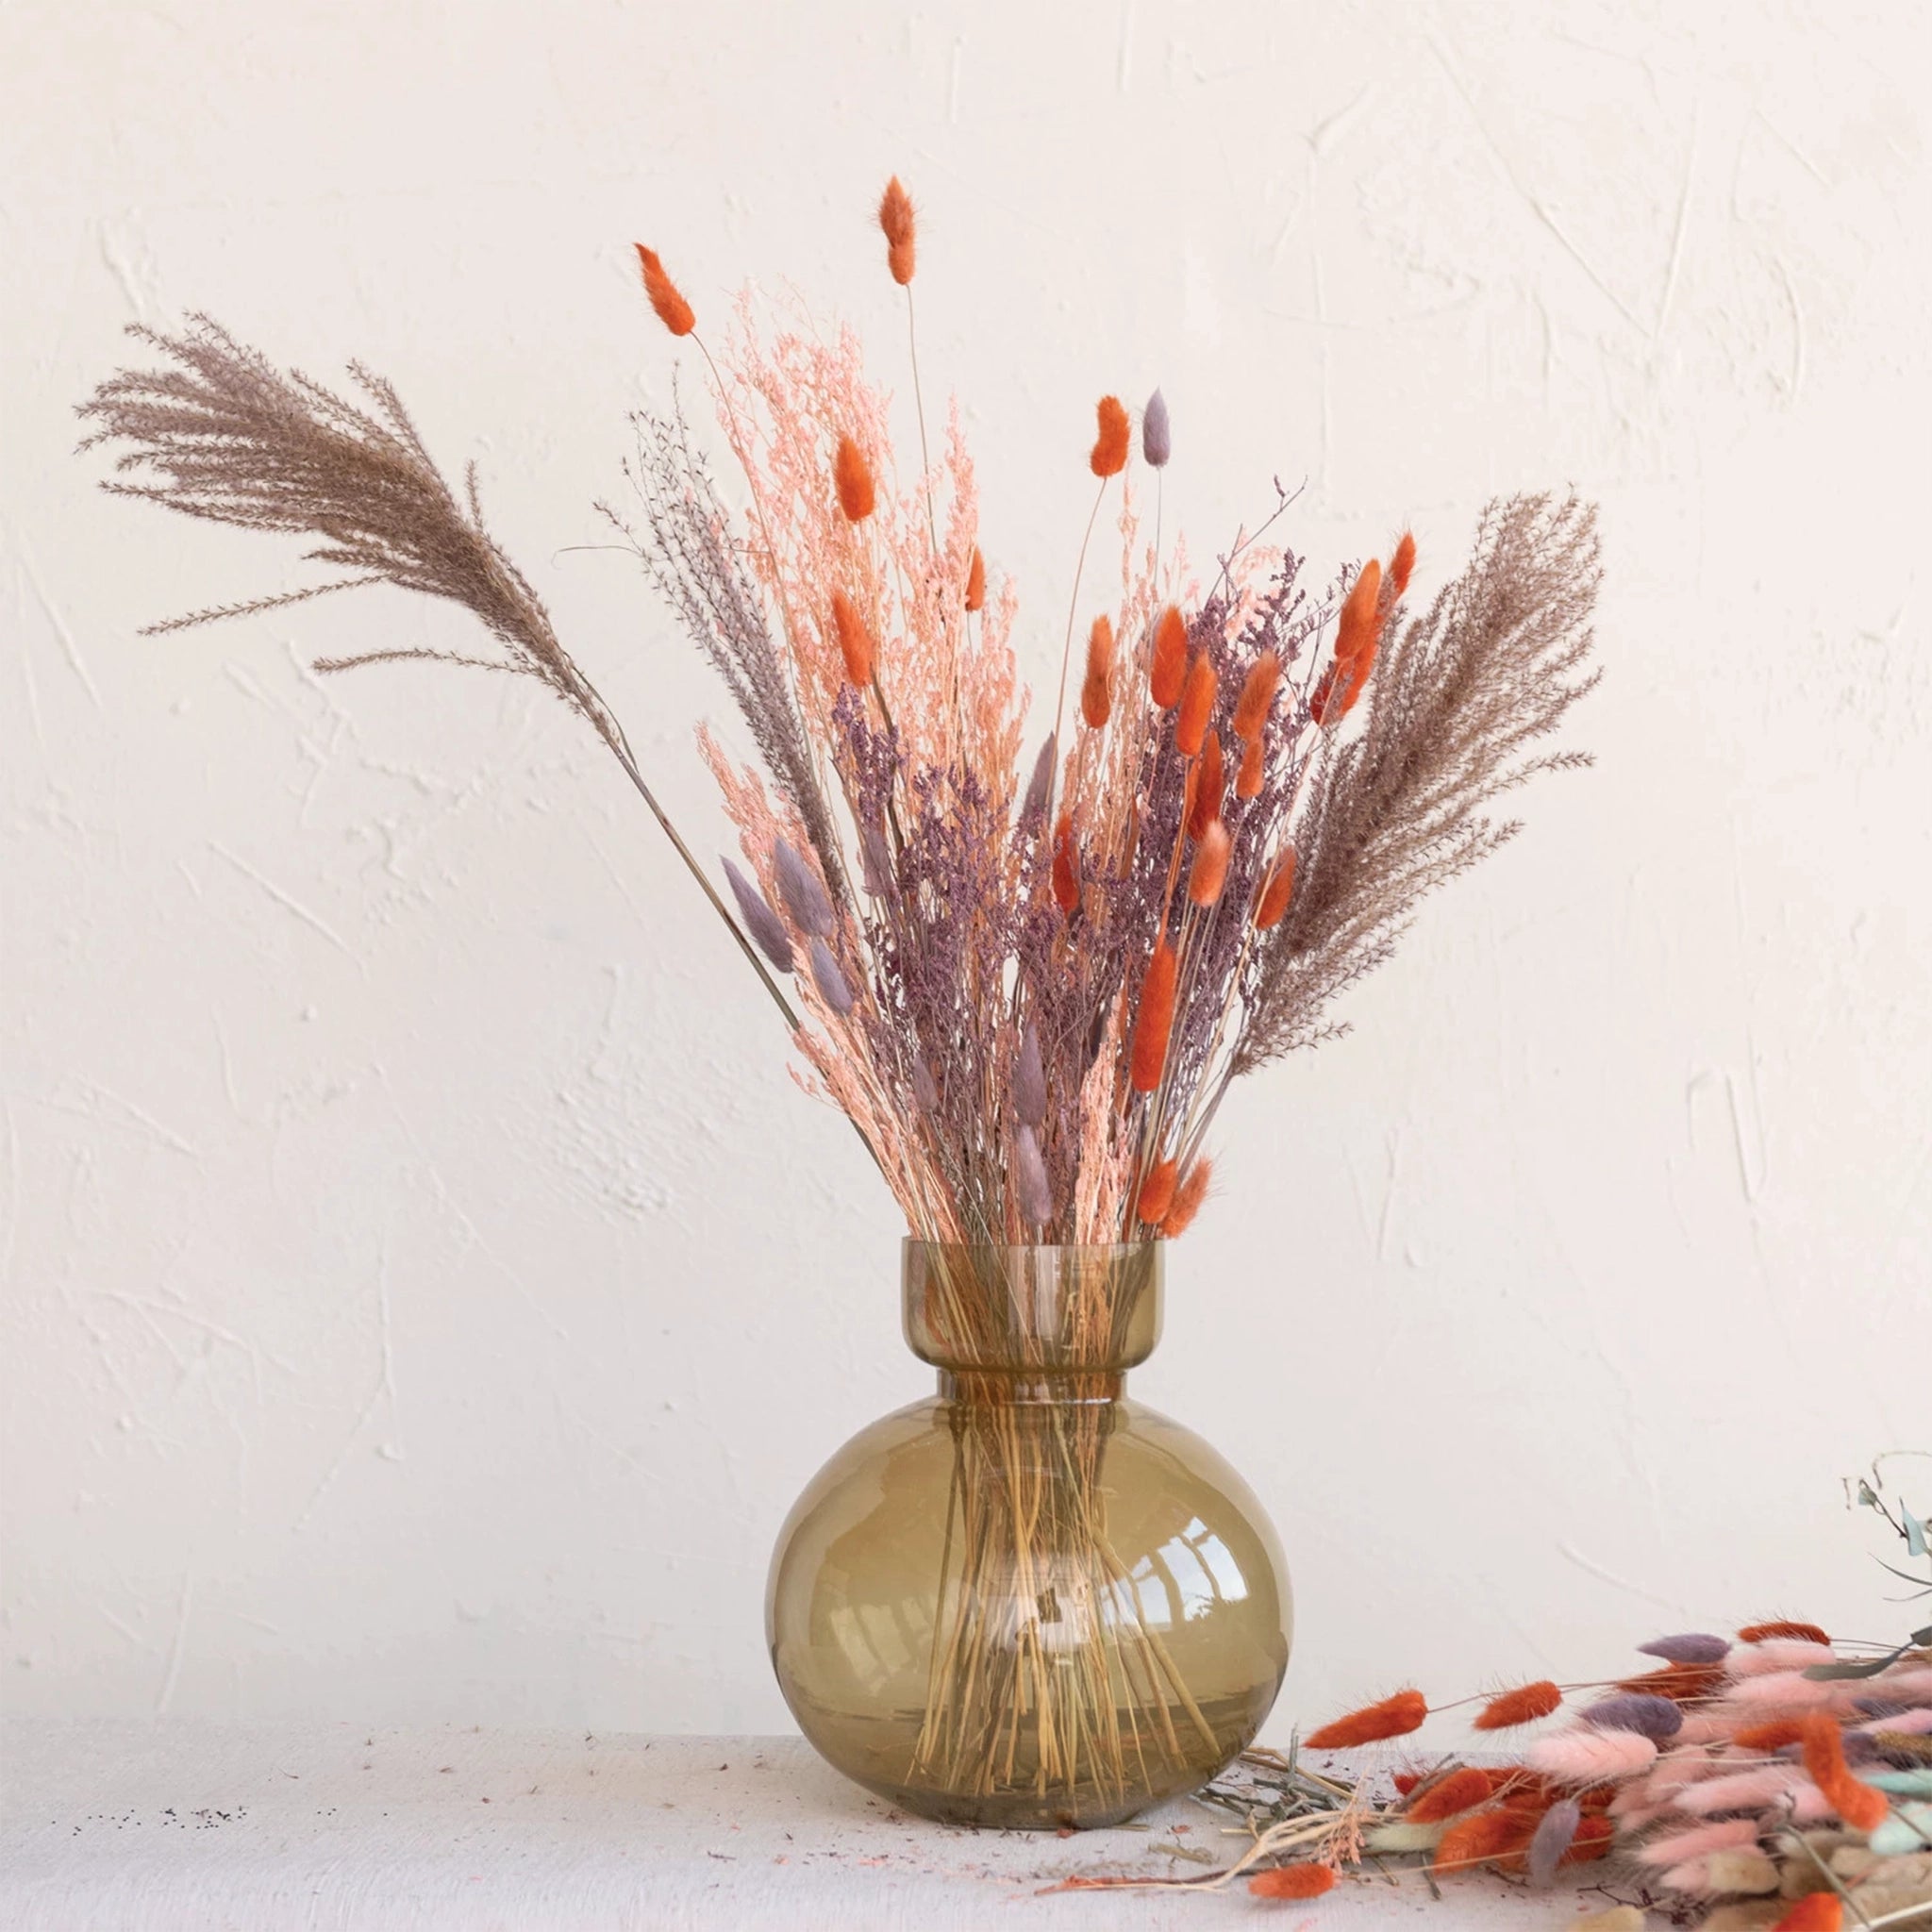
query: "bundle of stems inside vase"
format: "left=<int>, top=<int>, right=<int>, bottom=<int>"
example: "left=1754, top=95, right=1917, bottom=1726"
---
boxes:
left=78, top=175, right=1603, bottom=1811
left=907, top=1242, right=1217, bottom=1814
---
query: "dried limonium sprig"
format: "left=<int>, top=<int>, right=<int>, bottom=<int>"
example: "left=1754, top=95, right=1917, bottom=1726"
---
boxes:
left=78, top=180, right=1602, bottom=1248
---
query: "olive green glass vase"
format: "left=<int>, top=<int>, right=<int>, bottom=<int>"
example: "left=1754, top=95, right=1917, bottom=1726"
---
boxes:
left=766, top=1241, right=1291, bottom=1829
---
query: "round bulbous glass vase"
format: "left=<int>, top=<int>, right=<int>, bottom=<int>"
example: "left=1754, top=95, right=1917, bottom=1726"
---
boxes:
left=766, top=1241, right=1291, bottom=1830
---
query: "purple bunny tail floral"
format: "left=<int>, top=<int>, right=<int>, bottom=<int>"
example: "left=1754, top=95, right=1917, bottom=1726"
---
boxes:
left=1582, top=1692, right=1684, bottom=1741
left=1526, top=1799, right=1580, bottom=1887
left=808, top=936, right=855, bottom=1014
left=774, top=837, right=836, bottom=938
left=1014, top=1022, right=1046, bottom=1126
left=1638, top=1633, right=1732, bottom=1665
left=1015, top=1124, right=1052, bottom=1225
left=1141, top=388, right=1171, bottom=468
left=722, top=858, right=795, bottom=974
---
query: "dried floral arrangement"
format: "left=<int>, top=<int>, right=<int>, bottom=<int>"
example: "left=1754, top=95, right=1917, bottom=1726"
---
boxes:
left=77, top=178, right=1603, bottom=1825
left=76, top=176, right=1601, bottom=1250
left=1070, top=1458, right=1932, bottom=1931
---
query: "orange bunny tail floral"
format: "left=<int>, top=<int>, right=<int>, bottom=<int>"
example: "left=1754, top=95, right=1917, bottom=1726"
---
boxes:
left=1151, top=606, right=1188, bottom=708
left=1136, top=1158, right=1178, bottom=1224
left=1255, top=849, right=1297, bottom=930
left=1771, top=1897, right=1843, bottom=1932
left=877, top=175, right=916, bottom=285
left=1161, top=1158, right=1211, bottom=1236
left=1799, top=1713, right=1890, bottom=1831
left=1129, top=942, right=1177, bottom=1092
left=1739, top=1622, right=1831, bottom=1645
left=1335, top=558, right=1383, bottom=666
left=1390, top=530, right=1417, bottom=598
left=1306, top=1689, right=1428, bottom=1749
left=634, top=244, right=696, bottom=337
left=1188, top=821, right=1231, bottom=907
left=1090, top=395, right=1130, bottom=478
left=1249, top=1864, right=1336, bottom=1900
left=1473, top=1680, right=1563, bottom=1730
left=1407, top=1767, right=1495, bottom=1823
left=1433, top=1807, right=1534, bottom=1875
left=1187, top=731, right=1224, bottom=837
left=964, top=545, right=986, bottom=612
left=1081, top=615, right=1115, bottom=728
left=830, top=590, right=874, bottom=687
left=833, top=434, right=875, bottom=522
left=1175, top=656, right=1217, bottom=757
left=1232, top=649, right=1281, bottom=741
left=1335, top=640, right=1378, bottom=718
left=1051, top=812, right=1080, bottom=915
left=1236, top=736, right=1265, bottom=799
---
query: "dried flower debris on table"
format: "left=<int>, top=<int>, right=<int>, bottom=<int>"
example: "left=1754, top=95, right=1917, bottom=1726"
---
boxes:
left=77, top=175, right=1601, bottom=1250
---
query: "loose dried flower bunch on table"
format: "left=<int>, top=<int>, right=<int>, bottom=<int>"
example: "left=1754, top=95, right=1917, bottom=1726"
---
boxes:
left=1080, top=1469, right=1932, bottom=1929
left=78, top=177, right=1600, bottom=1245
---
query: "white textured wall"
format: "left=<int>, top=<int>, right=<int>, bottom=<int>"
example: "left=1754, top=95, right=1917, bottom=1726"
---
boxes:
left=5, top=0, right=1929, bottom=1736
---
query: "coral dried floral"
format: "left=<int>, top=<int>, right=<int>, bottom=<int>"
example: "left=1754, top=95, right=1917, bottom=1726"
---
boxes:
left=77, top=175, right=1601, bottom=1252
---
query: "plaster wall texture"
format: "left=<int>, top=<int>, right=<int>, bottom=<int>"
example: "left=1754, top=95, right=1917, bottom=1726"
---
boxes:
left=3, top=0, right=1928, bottom=1736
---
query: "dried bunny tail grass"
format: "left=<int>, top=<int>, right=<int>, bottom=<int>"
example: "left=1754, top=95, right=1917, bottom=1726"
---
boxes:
left=1633, top=1819, right=1760, bottom=1867
left=830, top=589, right=874, bottom=687
left=722, top=858, right=796, bottom=973
left=1129, top=942, right=1177, bottom=1092
left=1526, top=1799, right=1581, bottom=1887
left=1247, top=1863, right=1335, bottom=1900
left=1335, top=558, right=1383, bottom=664
left=1135, top=1158, right=1178, bottom=1224
left=1432, top=1808, right=1532, bottom=1875
left=1236, top=736, right=1265, bottom=799
left=1175, top=654, right=1216, bottom=756
left=1640, top=1633, right=1733, bottom=1665
left=877, top=175, right=916, bottom=284
left=634, top=244, right=697, bottom=336
left=1728, top=1641, right=1837, bottom=1677
left=964, top=545, right=986, bottom=612
left=832, top=434, right=875, bottom=522
left=1524, top=1727, right=1658, bottom=1783
left=1081, top=615, right=1115, bottom=728
left=1187, top=732, right=1224, bottom=837
left=1150, top=605, right=1188, bottom=708
left=1772, top=1898, right=1844, bottom=1932
left=1306, top=1689, right=1428, bottom=1749
left=1232, top=649, right=1282, bottom=740
left=1474, top=1680, right=1564, bottom=1730
left=1737, top=1622, right=1832, bottom=1646
left=1389, top=530, right=1417, bottom=598
left=1089, top=395, right=1130, bottom=478
left=1800, top=1712, right=1890, bottom=1831
left=1188, top=822, right=1231, bottom=908
left=1254, top=848, right=1297, bottom=930
left=1407, top=1768, right=1494, bottom=1823
left=1141, top=388, right=1172, bottom=469
left=1051, top=812, right=1081, bottom=915
left=1582, top=1693, right=1684, bottom=1740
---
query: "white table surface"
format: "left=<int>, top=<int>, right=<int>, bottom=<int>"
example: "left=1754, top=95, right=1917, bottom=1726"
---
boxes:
left=0, top=1722, right=1630, bottom=1930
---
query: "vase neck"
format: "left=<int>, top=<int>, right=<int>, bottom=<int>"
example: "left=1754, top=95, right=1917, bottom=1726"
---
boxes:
left=936, top=1368, right=1125, bottom=1406
left=903, top=1241, right=1162, bottom=1380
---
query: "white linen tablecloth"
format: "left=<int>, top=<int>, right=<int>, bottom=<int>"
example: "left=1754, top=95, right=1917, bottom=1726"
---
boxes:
left=0, top=1721, right=1620, bottom=1930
